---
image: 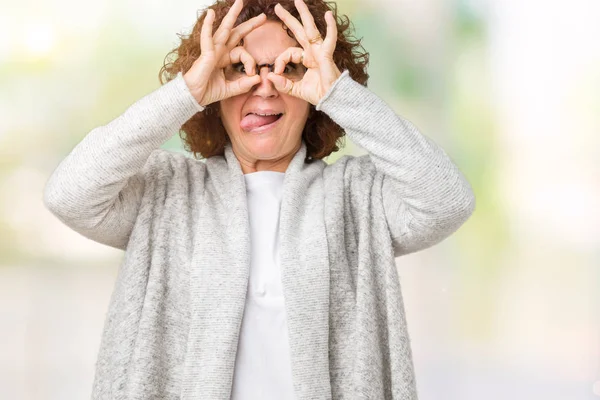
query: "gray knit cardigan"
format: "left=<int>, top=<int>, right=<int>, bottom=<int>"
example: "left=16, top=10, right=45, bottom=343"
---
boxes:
left=44, top=70, right=475, bottom=399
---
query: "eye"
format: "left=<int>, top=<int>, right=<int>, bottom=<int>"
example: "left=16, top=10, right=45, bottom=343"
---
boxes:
left=283, top=62, right=306, bottom=77
left=232, top=62, right=246, bottom=73
left=283, top=63, right=296, bottom=74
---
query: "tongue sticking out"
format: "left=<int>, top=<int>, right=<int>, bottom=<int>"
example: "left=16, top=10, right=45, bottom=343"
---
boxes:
left=240, top=113, right=281, bottom=131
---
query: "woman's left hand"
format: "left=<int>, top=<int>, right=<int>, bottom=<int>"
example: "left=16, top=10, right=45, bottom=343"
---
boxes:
left=268, top=0, right=342, bottom=106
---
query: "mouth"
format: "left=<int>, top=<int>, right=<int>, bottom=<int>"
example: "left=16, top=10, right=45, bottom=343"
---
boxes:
left=240, top=112, right=284, bottom=133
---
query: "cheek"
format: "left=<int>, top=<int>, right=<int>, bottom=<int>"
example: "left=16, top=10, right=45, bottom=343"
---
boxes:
left=219, top=98, right=243, bottom=127
left=287, top=99, right=310, bottom=123
left=219, top=99, right=235, bottom=116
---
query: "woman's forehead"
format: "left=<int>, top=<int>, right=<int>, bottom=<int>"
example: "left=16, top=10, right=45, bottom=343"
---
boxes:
left=242, top=21, right=298, bottom=56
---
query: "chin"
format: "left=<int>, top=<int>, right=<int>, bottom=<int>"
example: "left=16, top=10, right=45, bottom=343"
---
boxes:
left=244, top=142, right=284, bottom=160
left=238, top=134, right=296, bottom=160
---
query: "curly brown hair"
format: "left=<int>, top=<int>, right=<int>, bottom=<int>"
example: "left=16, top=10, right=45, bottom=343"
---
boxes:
left=159, top=0, right=369, bottom=160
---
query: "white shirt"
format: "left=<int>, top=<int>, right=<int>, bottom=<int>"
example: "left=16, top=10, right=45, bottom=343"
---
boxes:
left=231, top=171, right=295, bottom=400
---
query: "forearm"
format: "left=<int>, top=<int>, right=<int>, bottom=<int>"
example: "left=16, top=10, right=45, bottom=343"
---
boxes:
left=43, top=73, right=203, bottom=245
left=316, top=71, right=475, bottom=253
left=318, top=72, right=455, bottom=182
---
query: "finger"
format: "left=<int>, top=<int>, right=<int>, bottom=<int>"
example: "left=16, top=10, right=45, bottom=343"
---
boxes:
left=294, top=0, right=321, bottom=43
left=267, top=72, right=295, bottom=96
left=273, top=47, right=304, bottom=75
left=226, top=13, right=267, bottom=48
left=322, top=11, right=337, bottom=55
left=226, top=74, right=262, bottom=97
left=200, top=9, right=216, bottom=55
left=274, top=3, right=310, bottom=48
left=223, top=46, right=257, bottom=75
left=213, top=0, right=244, bottom=42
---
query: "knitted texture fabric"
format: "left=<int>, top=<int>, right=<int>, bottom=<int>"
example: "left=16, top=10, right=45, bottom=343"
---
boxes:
left=44, top=70, right=475, bottom=399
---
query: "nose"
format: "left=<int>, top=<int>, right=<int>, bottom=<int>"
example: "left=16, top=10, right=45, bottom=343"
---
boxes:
left=252, top=64, right=279, bottom=99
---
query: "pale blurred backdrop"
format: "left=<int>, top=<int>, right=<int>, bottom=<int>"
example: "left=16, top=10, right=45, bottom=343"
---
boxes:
left=1, top=0, right=598, bottom=398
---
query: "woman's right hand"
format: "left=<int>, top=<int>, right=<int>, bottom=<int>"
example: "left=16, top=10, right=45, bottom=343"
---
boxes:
left=183, top=0, right=266, bottom=107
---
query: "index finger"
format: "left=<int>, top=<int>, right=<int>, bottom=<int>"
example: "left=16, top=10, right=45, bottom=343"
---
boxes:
left=219, top=46, right=257, bottom=74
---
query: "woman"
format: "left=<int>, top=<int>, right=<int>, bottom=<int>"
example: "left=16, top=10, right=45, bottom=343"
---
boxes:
left=44, top=0, right=475, bottom=398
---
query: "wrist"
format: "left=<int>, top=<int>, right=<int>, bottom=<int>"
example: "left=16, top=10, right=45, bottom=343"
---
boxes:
left=183, top=73, right=207, bottom=107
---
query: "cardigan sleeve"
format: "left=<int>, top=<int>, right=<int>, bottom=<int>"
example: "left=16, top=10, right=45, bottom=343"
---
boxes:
left=43, top=73, right=204, bottom=250
left=316, top=70, right=475, bottom=257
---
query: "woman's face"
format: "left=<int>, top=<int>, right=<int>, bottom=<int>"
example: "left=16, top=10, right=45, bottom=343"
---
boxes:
left=219, top=21, right=311, bottom=174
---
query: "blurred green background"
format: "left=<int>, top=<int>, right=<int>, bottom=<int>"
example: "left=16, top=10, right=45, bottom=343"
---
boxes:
left=1, top=0, right=598, bottom=398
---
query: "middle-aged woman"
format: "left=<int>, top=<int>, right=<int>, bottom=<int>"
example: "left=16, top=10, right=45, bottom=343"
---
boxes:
left=44, top=0, right=475, bottom=398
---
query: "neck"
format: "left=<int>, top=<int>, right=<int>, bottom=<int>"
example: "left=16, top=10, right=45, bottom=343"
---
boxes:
left=240, top=159, right=290, bottom=174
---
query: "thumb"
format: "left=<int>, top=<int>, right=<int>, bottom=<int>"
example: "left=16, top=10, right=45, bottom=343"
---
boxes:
left=266, top=72, right=293, bottom=93
left=226, top=74, right=261, bottom=97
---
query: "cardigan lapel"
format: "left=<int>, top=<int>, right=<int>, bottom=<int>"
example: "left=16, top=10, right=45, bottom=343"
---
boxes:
left=278, top=142, right=332, bottom=399
left=181, top=145, right=251, bottom=400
